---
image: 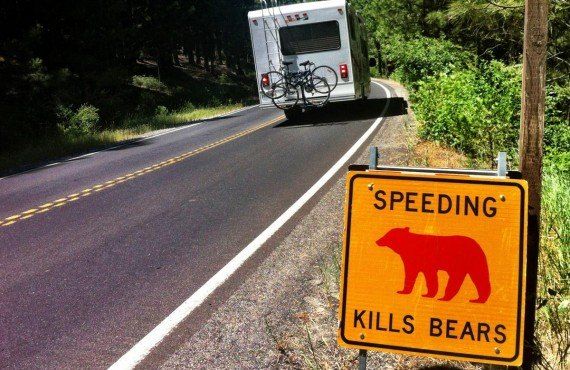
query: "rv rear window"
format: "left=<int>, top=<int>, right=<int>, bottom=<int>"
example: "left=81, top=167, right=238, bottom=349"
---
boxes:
left=279, top=21, right=341, bottom=55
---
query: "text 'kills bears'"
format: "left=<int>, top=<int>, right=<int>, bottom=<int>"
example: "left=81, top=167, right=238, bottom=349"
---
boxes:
left=375, top=227, right=491, bottom=303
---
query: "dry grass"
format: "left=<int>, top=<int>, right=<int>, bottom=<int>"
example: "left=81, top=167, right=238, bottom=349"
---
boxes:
left=0, top=104, right=242, bottom=175
left=410, top=140, right=469, bottom=168
left=121, top=104, right=242, bottom=130
left=535, top=170, right=570, bottom=370
left=280, top=241, right=480, bottom=370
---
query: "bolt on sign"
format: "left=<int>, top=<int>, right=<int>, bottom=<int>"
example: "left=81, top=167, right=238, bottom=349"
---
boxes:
left=338, top=170, right=528, bottom=366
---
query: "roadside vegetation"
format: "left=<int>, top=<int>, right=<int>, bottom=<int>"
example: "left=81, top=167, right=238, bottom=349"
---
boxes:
left=0, top=2, right=257, bottom=174
left=0, top=102, right=243, bottom=174
left=352, top=0, right=569, bottom=368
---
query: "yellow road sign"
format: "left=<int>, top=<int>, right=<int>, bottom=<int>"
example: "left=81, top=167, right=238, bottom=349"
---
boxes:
left=338, top=170, right=528, bottom=365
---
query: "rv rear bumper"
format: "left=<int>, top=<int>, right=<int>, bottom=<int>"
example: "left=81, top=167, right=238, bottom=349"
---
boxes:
left=329, top=94, right=358, bottom=102
left=258, top=93, right=358, bottom=109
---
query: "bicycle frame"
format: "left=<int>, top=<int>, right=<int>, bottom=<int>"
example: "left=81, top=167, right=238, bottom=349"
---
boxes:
left=281, top=63, right=325, bottom=107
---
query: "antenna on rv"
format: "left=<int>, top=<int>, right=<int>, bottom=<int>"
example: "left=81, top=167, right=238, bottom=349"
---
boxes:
left=273, top=1, right=289, bottom=26
left=257, top=0, right=279, bottom=8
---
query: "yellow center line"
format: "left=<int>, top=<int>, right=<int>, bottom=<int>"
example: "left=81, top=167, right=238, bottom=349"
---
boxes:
left=0, top=115, right=284, bottom=229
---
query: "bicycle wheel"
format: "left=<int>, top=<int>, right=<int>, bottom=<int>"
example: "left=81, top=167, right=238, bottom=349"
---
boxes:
left=304, top=76, right=330, bottom=108
left=272, top=82, right=299, bottom=110
left=311, top=65, right=338, bottom=91
left=260, top=71, right=287, bottom=99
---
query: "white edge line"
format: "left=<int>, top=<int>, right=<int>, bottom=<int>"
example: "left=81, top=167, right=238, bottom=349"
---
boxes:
left=0, top=105, right=258, bottom=181
left=108, top=82, right=391, bottom=369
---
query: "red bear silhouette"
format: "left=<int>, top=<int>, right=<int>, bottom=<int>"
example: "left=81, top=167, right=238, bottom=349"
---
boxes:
left=375, top=227, right=491, bottom=303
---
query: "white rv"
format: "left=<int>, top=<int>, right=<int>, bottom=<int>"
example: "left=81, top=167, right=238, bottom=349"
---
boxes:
left=248, top=0, right=375, bottom=118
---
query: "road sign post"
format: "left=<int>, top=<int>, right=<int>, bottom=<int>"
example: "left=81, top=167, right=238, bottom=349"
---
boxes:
left=339, top=148, right=528, bottom=366
left=354, top=148, right=380, bottom=370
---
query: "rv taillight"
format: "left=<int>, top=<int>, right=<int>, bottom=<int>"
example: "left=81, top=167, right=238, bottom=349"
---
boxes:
left=339, top=64, right=348, bottom=79
left=261, top=73, right=269, bottom=86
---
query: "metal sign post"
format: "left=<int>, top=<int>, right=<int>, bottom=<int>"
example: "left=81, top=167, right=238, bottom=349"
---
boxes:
left=355, top=147, right=378, bottom=370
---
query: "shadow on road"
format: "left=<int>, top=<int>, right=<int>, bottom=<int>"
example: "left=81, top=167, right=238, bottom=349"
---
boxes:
left=189, top=114, right=238, bottom=124
left=108, top=115, right=239, bottom=150
left=275, top=97, right=407, bottom=128
left=106, top=138, right=150, bottom=151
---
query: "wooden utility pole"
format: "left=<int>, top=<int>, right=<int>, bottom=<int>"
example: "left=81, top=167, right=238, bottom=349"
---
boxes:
left=519, top=0, right=549, bottom=369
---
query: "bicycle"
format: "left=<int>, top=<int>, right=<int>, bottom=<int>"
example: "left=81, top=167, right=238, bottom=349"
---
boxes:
left=282, top=61, right=338, bottom=92
left=308, top=63, right=338, bottom=92
left=260, top=60, right=334, bottom=110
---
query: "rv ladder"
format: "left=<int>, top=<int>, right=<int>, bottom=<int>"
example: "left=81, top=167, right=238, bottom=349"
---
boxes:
left=260, top=0, right=283, bottom=73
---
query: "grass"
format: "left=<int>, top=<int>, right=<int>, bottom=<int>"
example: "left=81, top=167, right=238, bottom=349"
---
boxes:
left=536, top=168, right=570, bottom=369
left=0, top=103, right=243, bottom=175
left=122, top=103, right=242, bottom=130
left=409, top=140, right=469, bottom=168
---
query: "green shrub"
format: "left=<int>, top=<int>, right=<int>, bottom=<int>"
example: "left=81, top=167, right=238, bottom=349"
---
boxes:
left=57, top=104, right=100, bottom=136
left=218, top=73, right=230, bottom=84
left=134, top=91, right=161, bottom=116
left=384, top=37, right=474, bottom=88
left=26, top=58, right=50, bottom=84
left=180, top=101, right=195, bottom=112
left=413, top=61, right=521, bottom=166
left=132, top=75, right=169, bottom=94
left=208, top=96, right=221, bottom=107
left=155, top=105, right=168, bottom=116
left=542, top=167, right=570, bottom=263
left=545, top=152, right=570, bottom=177
left=545, top=83, right=570, bottom=161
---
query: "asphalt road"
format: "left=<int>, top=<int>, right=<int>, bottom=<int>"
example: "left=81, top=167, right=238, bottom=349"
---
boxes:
left=0, top=82, right=394, bottom=368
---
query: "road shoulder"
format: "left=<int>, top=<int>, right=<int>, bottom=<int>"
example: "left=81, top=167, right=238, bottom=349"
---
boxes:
left=159, top=80, right=477, bottom=369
